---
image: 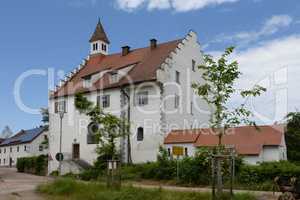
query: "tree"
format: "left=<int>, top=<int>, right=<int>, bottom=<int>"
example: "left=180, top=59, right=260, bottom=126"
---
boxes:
left=0, top=126, right=13, bottom=139
left=192, top=47, right=266, bottom=195
left=40, top=108, right=49, bottom=125
left=285, top=112, right=300, bottom=162
left=75, top=93, right=129, bottom=160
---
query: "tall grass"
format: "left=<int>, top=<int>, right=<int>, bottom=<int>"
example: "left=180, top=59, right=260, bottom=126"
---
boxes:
left=37, top=178, right=256, bottom=200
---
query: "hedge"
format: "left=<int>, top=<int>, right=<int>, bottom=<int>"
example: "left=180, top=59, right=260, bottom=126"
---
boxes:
left=16, top=155, right=48, bottom=176
left=238, top=161, right=300, bottom=185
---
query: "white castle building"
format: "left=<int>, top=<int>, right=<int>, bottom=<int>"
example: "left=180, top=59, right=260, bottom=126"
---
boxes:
left=48, top=20, right=211, bottom=174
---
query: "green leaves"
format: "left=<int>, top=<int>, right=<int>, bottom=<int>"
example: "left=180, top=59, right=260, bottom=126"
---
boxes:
left=241, top=85, right=267, bottom=98
left=285, top=112, right=300, bottom=162
left=192, top=46, right=266, bottom=144
left=75, top=93, right=94, bottom=113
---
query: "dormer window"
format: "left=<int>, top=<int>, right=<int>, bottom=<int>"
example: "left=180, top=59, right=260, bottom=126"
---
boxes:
left=83, top=75, right=92, bottom=88
left=110, top=72, right=119, bottom=84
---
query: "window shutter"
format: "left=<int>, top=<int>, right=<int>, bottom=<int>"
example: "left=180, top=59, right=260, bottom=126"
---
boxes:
left=55, top=102, right=58, bottom=113
left=97, top=96, right=101, bottom=108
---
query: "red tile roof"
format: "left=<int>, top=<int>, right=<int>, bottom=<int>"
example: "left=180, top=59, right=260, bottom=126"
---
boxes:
left=52, top=39, right=182, bottom=98
left=164, top=125, right=284, bottom=155
left=164, top=130, right=200, bottom=144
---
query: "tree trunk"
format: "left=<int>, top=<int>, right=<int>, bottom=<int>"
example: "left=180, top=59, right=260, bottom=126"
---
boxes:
left=216, top=130, right=224, bottom=196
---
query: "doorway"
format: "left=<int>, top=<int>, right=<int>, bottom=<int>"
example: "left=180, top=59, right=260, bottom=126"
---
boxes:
left=72, top=144, right=80, bottom=160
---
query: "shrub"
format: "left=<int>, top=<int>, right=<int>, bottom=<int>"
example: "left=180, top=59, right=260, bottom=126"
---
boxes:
left=16, top=155, right=48, bottom=175
left=238, top=161, right=300, bottom=185
left=79, top=168, right=102, bottom=181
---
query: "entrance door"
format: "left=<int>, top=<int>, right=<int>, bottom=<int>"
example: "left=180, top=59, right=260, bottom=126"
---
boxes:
left=9, top=157, right=13, bottom=167
left=72, top=144, right=80, bottom=160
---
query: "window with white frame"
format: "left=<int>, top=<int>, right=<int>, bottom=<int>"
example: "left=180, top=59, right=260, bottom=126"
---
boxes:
left=174, top=94, right=180, bottom=109
left=136, top=91, right=149, bottom=106
left=55, top=101, right=67, bottom=113
left=39, top=145, right=43, bottom=152
left=97, top=95, right=110, bottom=108
left=137, top=127, right=144, bottom=141
left=102, top=95, right=110, bottom=108
left=83, top=75, right=92, bottom=88
left=110, top=72, right=119, bottom=84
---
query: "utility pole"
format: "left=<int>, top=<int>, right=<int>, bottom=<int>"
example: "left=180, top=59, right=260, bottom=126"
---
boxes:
left=58, top=108, right=64, bottom=175
left=121, top=88, right=132, bottom=164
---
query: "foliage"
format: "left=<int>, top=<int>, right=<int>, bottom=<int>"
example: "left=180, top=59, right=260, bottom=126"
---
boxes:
left=37, top=178, right=256, bottom=200
left=75, top=93, right=94, bottom=113
left=0, top=125, right=13, bottom=139
left=285, top=112, right=300, bottom=162
left=40, top=135, right=49, bottom=149
left=192, top=47, right=266, bottom=144
left=49, top=170, right=59, bottom=177
left=74, top=92, right=128, bottom=160
left=40, top=107, right=49, bottom=124
left=16, top=155, right=48, bottom=175
left=238, top=161, right=300, bottom=186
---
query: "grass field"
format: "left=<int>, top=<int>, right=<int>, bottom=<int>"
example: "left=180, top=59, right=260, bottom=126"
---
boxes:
left=37, top=178, right=257, bottom=200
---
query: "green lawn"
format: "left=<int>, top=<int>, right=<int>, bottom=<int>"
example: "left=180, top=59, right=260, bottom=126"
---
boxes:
left=37, top=178, right=256, bottom=200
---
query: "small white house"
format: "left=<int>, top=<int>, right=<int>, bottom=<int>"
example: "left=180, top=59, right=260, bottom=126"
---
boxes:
left=0, top=126, right=48, bottom=167
left=164, top=125, right=287, bottom=165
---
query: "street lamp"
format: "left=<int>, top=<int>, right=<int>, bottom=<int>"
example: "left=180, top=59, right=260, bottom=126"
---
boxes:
left=57, top=103, right=65, bottom=175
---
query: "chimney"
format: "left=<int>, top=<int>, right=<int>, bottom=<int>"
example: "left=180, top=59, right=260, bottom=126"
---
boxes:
left=122, top=46, right=130, bottom=56
left=150, top=39, right=157, bottom=50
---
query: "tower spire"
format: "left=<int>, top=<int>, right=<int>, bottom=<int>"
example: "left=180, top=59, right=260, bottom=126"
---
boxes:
left=89, top=19, right=110, bottom=55
left=89, top=19, right=110, bottom=44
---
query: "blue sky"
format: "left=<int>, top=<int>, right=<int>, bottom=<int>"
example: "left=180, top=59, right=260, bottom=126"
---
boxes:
left=0, top=0, right=299, bottom=133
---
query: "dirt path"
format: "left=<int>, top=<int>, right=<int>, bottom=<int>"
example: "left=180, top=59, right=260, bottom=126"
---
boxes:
left=0, top=167, right=51, bottom=200
left=0, top=168, right=279, bottom=200
left=128, top=181, right=279, bottom=200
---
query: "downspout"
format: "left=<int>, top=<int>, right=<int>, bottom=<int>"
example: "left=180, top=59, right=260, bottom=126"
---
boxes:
left=121, top=88, right=132, bottom=164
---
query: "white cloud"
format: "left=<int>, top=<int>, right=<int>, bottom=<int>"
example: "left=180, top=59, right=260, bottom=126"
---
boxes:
left=211, top=15, right=293, bottom=46
left=116, top=0, right=146, bottom=11
left=171, top=0, right=238, bottom=12
left=212, top=35, right=300, bottom=124
left=115, top=0, right=239, bottom=12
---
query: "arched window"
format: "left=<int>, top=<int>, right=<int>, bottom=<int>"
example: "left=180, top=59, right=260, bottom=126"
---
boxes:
left=137, top=127, right=144, bottom=141
left=87, top=122, right=99, bottom=144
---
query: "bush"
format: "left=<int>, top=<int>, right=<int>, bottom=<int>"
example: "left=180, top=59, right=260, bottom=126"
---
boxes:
left=16, top=155, right=48, bottom=175
left=238, top=161, right=300, bottom=185
left=79, top=168, right=102, bottom=181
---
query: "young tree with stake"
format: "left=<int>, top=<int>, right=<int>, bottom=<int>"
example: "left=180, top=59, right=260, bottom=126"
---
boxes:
left=192, top=47, right=266, bottom=195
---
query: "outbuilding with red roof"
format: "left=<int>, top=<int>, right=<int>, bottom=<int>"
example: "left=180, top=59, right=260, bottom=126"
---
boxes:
left=164, top=125, right=287, bottom=165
